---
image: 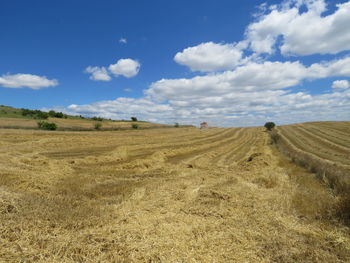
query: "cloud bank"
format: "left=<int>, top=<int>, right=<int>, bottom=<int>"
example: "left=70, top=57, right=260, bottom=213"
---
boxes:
left=246, top=0, right=350, bottom=55
left=56, top=0, right=350, bottom=127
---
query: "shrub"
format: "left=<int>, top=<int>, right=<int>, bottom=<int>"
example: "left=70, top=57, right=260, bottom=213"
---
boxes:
left=37, top=121, right=57, bottom=130
left=94, top=122, right=102, bottom=130
left=91, top=117, right=103, bottom=121
left=21, top=108, right=33, bottom=116
left=264, top=122, right=276, bottom=131
left=48, top=110, right=65, bottom=118
left=48, top=110, right=56, bottom=117
left=132, top=124, right=139, bottom=129
left=174, top=122, right=180, bottom=128
left=35, top=111, right=49, bottom=119
left=131, top=117, right=138, bottom=122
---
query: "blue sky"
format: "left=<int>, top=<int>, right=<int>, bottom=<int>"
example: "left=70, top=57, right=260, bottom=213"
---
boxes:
left=1, top=0, right=349, bottom=126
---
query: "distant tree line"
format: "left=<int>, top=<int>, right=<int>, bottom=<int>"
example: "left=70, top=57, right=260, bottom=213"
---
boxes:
left=48, top=110, right=66, bottom=118
left=21, top=108, right=67, bottom=119
left=20, top=107, right=144, bottom=124
left=91, top=117, right=104, bottom=121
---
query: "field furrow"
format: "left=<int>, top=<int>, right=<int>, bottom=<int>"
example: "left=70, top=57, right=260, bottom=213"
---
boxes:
left=221, top=128, right=258, bottom=164
left=186, top=128, right=252, bottom=167
left=295, top=126, right=350, bottom=156
left=308, top=124, right=350, bottom=142
left=166, top=128, right=243, bottom=164
left=316, top=122, right=350, bottom=136
left=303, top=124, right=350, bottom=148
left=279, top=126, right=350, bottom=165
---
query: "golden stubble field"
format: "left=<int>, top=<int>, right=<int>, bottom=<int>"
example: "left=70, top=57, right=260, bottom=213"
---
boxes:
left=0, top=124, right=350, bottom=262
left=275, top=122, right=350, bottom=193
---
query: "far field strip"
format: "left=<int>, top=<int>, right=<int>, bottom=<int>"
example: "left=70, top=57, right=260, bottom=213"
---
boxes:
left=314, top=122, right=350, bottom=137
left=294, top=125, right=350, bottom=155
left=303, top=124, right=350, bottom=148
left=279, top=126, right=350, bottom=166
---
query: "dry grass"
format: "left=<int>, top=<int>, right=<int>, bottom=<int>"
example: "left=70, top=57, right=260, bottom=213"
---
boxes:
left=0, top=126, right=349, bottom=262
left=336, top=193, right=350, bottom=225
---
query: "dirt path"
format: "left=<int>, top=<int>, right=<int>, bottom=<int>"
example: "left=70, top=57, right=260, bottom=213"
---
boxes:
left=0, top=128, right=349, bottom=262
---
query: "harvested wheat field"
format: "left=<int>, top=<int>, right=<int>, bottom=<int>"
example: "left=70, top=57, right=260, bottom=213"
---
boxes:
left=274, top=122, right=350, bottom=193
left=1, top=125, right=350, bottom=262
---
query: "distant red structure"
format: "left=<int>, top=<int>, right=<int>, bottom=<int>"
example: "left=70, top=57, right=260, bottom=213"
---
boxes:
left=200, top=122, right=209, bottom=129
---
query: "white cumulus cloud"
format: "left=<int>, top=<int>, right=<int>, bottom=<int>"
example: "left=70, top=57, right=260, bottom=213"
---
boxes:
left=51, top=85, right=350, bottom=127
left=54, top=56, right=350, bottom=127
left=332, top=80, right=349, bottom=89
left=109, top=58, right=140, bottom=78
left=174, top=41, right=248, bottom=72
left=0, top=73, right=58, bottom=89
left=85, top=66, right=111, bottom=81
left=246, top=0, right=350, bottom=55
left=148, top=56, right=350, bottom=102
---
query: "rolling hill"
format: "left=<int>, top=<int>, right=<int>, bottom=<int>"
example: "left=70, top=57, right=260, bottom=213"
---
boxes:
left=0, top=105, right=172, bottom=130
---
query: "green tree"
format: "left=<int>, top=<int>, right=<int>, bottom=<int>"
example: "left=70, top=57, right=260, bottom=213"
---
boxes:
left=48, top=110, right=56, bottom=117
left=35, top=111, right=49, bottom=119
left=48, top=110, right=64, bottom=118
left=264, top=122, right=276, bottom=131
